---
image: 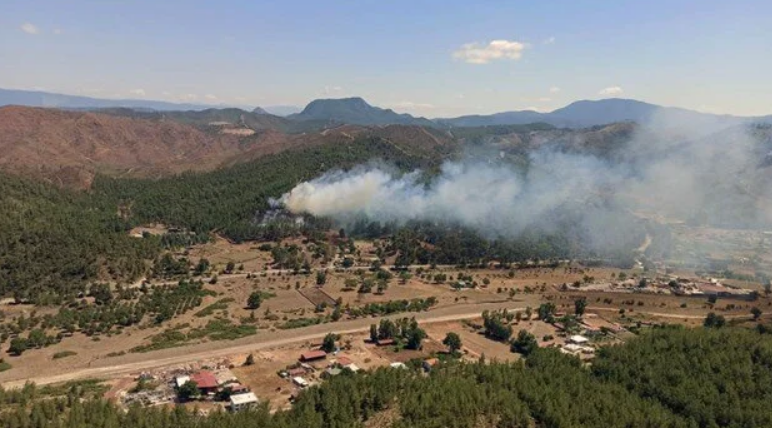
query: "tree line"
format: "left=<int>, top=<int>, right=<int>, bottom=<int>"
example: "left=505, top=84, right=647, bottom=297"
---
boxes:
left=14, top=325, right=772, bottom=426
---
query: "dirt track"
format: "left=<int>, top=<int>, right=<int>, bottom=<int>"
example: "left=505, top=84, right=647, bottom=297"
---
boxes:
left=0, top=300, right=533, bottom=389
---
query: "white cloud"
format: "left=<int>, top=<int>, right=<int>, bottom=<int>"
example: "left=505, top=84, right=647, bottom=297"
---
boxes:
left=129, top=88, right=146, bottom=97
left=599, top=86, right=624, bottom=96
left=205, top=94, right=218, bottom=101
left=20, top=23, right=39, bottom=35
left=453, top=39, right=527, bottom=64
left=549, top=86, right=560, bottom=93
left=542, top=36, right=556, bottom=45
left=53, top=29, right=62, bottom=35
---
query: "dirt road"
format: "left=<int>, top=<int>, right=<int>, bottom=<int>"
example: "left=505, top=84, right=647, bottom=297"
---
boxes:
left=587, top=306, right=755, bottom=320
left=0, top=300, right=532, bottom=389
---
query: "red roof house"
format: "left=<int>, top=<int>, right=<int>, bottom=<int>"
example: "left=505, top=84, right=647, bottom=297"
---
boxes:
left=336, top=356, right=353, bottom=367
left=190, top=371, right=219, bottom=392
left=300, top=350, right=327, bottom=362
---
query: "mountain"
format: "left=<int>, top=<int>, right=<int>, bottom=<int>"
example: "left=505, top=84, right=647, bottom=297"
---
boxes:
left=290, top=97, right=437, bottom=127
left=0, top=106, right=456, bottom=188
left=90, top=107, right=304, bottom=133
left=438, top=98, right=772, bottom=130
left=252, top=106, right=269, bottom=115
left=0, top=88, right=227, bottom=111
left=436, top=110, right=561, bottom=128
left=262, top=105, right=302, bottom=116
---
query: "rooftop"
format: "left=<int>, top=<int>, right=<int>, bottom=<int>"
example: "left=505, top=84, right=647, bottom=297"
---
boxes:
left=569, top=335, right=590, bottom=344
left=336, top=356, right=353, bottom=366
left=300, top=350, right=327, bottom=361
left=230, top=392, right=258, bottom=405
left=190, top=371, right=219, bottom=389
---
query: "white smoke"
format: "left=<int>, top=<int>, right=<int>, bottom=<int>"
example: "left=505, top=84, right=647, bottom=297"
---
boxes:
left=279, top=110, right=772, bottom=252
left=281, top=151, right=625, bottom=240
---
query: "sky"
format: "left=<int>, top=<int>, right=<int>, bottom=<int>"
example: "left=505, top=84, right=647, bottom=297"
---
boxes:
left=1, top=0, right=771, bottom=117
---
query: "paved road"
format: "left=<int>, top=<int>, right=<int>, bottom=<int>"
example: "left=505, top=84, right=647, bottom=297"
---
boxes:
left=0, top=300, right=530, bottom=389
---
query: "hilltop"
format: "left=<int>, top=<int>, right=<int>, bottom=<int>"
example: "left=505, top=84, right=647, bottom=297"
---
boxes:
left=4, top=87, right=772, bottom=130
left=289, top=97, right=437, bottom=127
left=0, top=106, right=457, bottom=188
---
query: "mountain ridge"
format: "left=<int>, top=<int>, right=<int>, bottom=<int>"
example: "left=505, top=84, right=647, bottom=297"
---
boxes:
left=3, top=88, right=771, bottom=130
left=289, top=97, right=437, bottom=127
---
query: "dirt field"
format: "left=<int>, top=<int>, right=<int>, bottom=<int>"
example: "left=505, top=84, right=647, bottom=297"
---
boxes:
left=3, top=234, right=770, bottom=392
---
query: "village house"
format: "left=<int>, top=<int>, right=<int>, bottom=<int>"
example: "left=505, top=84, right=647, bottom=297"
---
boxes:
left=190, top=371, right=219, bottom=395
left=229, top=392, right=258, bottom=412
left=568, top=335, right=590, bottom=345
left=299, top=350, right=327, bottom=362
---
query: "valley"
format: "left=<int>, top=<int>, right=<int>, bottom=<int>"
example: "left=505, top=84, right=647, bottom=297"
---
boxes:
left=1, top=93, right=772, bottom=428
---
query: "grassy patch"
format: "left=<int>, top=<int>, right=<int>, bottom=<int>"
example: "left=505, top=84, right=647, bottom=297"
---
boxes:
left=278, top=317, right=324, bottom=330
left=257, top=291, right=277, bottom=299
left=194, top=298, right=235, bottom=318
left=0, top=359, right=12, bottom=372
left=130, top=330, right=188, bottom=353
left=188, top=318, right=256, bottom=341
left=39, top=379, right=108, bottom=398
left=52, top=350, right=78, bottom=360
left=131, top=318, right=256, bottom=353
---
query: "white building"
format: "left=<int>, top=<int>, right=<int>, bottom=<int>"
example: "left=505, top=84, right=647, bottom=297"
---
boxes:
left=568, top=335, right=589, bottom=345
left=293, top=376, right=309, bottom=388
left=229, top=392, right=258, bottom=412
left=174, top=375, right=191, bottom=389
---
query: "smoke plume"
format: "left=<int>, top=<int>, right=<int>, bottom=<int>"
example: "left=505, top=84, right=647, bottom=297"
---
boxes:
left=279, top=110, right=772, bottom=255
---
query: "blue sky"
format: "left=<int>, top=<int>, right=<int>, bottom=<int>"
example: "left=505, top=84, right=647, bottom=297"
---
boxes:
left=1, top=0, right=770, bottom=116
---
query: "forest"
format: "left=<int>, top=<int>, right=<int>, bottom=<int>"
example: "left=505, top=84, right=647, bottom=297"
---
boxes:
left=4, top=326, right=772, bottom=427
left=1, top=135, right=646, bottom=303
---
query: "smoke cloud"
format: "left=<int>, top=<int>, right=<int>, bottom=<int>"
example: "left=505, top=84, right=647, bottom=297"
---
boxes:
left=279, top=110, right=772, bottom=256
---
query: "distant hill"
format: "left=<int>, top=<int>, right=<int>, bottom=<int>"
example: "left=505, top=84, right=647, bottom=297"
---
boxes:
left=438, top=98, right=772, bottom=130
left=6, top=88, right=771, bottom=131
left=0, top=88, right=231, bottom=111
left=0, top=106, right=456, bottom=188
left=262, top=105, right=302, bottom=116
left=91, top=107, right=310, bottom=133
left=290, top=97, right=437, bottom=127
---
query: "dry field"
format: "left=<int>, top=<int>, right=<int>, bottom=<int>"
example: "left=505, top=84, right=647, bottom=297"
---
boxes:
left=3, top=234, right=770, bottom=391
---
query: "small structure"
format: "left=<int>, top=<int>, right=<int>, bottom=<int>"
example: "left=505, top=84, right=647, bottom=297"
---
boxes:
left=344, top=363, right=360, bottom=372
left=562, top=343, right=595, bottom=355
left=324, top=367, right=343, bottom=377
left=293, top=376, right=309, bottom=388
left=375, top=338, right=395, bottom=347
left=190, top=371, right=219, bottom=394
left=390, top=362, right=407, bottom=370
left=229, top=392, right=258, bottom=412
left=287, top=367, right=306, bottom=377
left=423, top=358, right=439, bottom=372
left=175, top=375, right=191, bottom=389
left=568, top=335, right=589, bottom=345
left=300, top=350, right=327, bottom=362
left=227, top=383, right=249, bottom=394
left=336, top=356, right=353, bottom=367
